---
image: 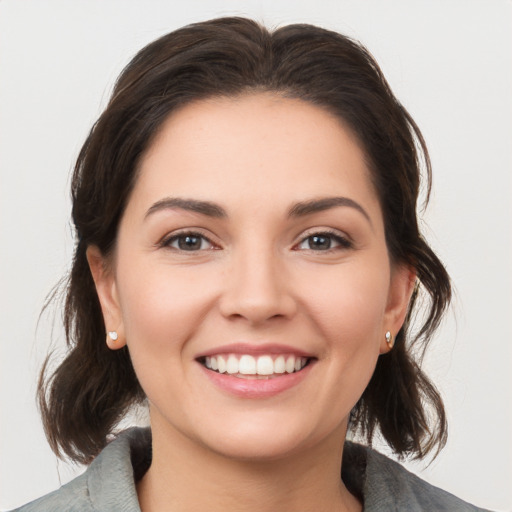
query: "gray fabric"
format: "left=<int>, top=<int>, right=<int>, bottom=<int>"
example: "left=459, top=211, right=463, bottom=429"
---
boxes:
left=12, top=429, right=144, bottom=512
left=12, top=428, right=491, bottom=511
left=361, top=447, right=490, bottom=511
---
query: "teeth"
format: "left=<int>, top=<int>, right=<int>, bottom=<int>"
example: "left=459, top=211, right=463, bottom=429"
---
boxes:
left=203, top=354, right=308, bottom=376
left=239, top=355, right=256, bottom=374
left=256, top=355, right=274, bottom=375
left=285, top=356, right=295, bottom=374
left=274, top=355, right=285, bottom=374
left=226, top=355, right=239, bottom=374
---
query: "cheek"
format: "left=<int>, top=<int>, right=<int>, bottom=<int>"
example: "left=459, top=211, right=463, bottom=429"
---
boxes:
left=303, top=267, right=389, bottom=411
left=114, top=262, right=219, bottom=410
left=300, top=262, right=390, bottom=348
left=115, top=259, right=218, bottom=363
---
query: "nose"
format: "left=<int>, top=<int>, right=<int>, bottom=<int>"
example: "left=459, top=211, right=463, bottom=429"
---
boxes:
left=218, top=244, right=297, bottom=325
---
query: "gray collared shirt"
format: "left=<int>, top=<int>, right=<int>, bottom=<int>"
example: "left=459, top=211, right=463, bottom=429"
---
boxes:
left=12, top=428, right=491, bottom=511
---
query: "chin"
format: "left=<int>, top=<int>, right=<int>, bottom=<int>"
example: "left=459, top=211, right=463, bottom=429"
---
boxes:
left=202, top=430, right=309, bottom=462
left=192, top=411, right=344, bottom=462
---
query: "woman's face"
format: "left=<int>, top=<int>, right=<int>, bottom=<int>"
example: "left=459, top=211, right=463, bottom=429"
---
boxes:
left=90, top=93, right=413, bottom=461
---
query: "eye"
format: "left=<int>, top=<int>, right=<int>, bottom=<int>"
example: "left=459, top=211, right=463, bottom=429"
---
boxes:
left=163, top=232, right=215, bottom=251
left=296, top=231, right=352, bottom=251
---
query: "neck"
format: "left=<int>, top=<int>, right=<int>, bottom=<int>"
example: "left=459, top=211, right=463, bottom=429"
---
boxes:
left=137, top=417, right=362, bottom=512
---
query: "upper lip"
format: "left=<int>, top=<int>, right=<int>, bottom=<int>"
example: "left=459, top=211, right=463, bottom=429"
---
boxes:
left=195, top=342, right=315, bottom=359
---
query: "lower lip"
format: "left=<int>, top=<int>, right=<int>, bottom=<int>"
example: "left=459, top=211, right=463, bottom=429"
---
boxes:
left=199, top=362, right=314, bottom=398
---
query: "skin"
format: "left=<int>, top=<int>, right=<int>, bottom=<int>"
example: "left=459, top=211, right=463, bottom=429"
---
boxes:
left=88, top=93, right=415, bottom=512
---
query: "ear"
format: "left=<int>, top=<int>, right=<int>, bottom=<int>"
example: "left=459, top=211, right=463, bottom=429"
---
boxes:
left=86, top=245, right=126, bottom=350
left=380, top=264, right=416, bottom=354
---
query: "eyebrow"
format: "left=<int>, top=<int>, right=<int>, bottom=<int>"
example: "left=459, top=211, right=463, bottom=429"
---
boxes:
left=288, top=197, right=372, bottom=225
left=145, top=195, right=371, bottom=225
left=145, top=197, right=227, bottom=219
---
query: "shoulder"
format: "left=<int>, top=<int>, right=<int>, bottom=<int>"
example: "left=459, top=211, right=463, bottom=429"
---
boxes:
left=348, top=443, right=492, bottom=512
left=10, top=470, right=92, bottom=512
left=10, top=428, right=150, bottom=512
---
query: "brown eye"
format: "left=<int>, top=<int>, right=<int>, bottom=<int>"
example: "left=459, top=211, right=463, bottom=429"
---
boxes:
left=307, top=234, right=332, bottom=250
left=296, top=232, right=352, bottom=251
left=165, top=233, right=214, bottom=251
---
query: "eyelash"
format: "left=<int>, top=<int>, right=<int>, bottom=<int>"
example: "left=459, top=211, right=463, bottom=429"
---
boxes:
left=294, top=229, right=353, bottom=252
left=160, top=231, right=217, bottom=252
left=159, top=229, right=352, bottom=253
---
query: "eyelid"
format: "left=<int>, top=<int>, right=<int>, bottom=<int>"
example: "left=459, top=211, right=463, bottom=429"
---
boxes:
left=157, top=227, right=352, bottom=252
left=293, top=228, right=353, bottom=251
left=158, top=228, right=220, bottom=250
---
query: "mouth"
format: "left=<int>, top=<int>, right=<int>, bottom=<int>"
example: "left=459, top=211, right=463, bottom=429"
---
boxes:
left=198, top=353, right=312, bottom=380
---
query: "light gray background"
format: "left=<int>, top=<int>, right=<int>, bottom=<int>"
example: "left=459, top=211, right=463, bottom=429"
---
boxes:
left=1, top=0, right=511, bottom=510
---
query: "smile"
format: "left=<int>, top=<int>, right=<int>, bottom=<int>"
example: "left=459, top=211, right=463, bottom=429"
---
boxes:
left=202, top=354, right=309, bottom=379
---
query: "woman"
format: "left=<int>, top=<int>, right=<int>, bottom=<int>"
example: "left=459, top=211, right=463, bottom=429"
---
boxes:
left=14, top=17, right=490, bottom=511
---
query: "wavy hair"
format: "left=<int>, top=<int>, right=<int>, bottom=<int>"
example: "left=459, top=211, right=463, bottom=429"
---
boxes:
left=39, top=17, right=451, bottom=464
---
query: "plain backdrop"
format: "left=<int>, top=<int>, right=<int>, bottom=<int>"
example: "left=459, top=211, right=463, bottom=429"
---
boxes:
left=1, top=0, right=511, bottom=510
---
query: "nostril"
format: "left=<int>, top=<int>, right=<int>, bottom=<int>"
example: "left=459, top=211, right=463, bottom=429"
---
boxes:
left=220, top=299, right=297, bottom=325
left=217, top=265, right=297, bottom=323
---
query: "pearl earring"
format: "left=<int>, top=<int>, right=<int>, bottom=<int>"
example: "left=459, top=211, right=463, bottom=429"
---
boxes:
left=108, top=331, right=118, bottom=341
left=385, top=331, right=394, bottom=348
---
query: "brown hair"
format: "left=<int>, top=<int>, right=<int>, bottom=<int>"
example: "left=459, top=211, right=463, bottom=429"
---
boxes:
left=39, top=17, right=451, bottom=464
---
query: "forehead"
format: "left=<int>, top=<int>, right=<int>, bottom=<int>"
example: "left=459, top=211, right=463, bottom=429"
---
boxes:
left=132, top=93, right=379, bottom=217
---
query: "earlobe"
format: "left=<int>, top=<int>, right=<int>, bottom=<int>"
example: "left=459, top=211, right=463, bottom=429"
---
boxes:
left=380, top=264, right=416, bottom=354
left=86, top=245, right=126, bottom=350
left=106, top=330, right=124, bottom=350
